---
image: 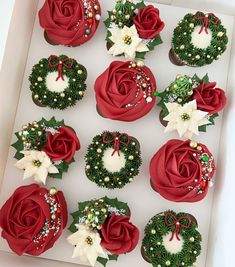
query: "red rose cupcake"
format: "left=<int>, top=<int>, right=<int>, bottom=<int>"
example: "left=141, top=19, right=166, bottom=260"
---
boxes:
left=94, top=60, right=157, bottom=122
left=0, top=184, right=67, bottom=256
left=157, top=74, right=227, bottom=138
left=67, top=196, right=139, bottom=266
left=105, top=1, right=165, bottom=59
left=150, top=139, right=216, bottom=202
left=12, top=117, right=80, bottom=184
left=39, top=0, right=101, bottom=46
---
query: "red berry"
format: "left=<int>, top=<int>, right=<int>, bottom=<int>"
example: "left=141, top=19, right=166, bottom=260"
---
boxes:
left=87, top=19, right=94, bottom=24
left=199, top=180, right=206, bottom=188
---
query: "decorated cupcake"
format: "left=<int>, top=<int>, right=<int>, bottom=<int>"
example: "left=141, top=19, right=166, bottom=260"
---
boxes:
left=67, top=196, right=139, bottom=266
left=85, top=131, right=142, bottom=189
left=150, top=139, right=216, bottom=202
left=157, top=74, right=226, bottom=138
left=30, top=55, right=87, bottom=110
left=39, top=0, right=101, bottom=46
left=142, top=210, right=201, bottom=267
left=105, top=0, right=165, bottom=59
left=94, top=60, right=157, bottom=122
left=12, top=117, right=80, bottom=184
left=170, top=11, right=228, bottom=66
left=0, top=184, right=67, bottom=256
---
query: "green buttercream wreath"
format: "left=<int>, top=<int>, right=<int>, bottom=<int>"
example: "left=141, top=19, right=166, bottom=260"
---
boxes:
left=142, top=210, right=202, bottom=267
left=85, top=131, right=142, bottom=189
left=29, top=55, right=87, bottom=110
left=172, top=11, right=228, bottom=66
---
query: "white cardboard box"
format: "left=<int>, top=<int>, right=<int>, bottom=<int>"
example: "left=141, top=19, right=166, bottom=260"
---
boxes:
left=0, top=1, right=235, bottom=267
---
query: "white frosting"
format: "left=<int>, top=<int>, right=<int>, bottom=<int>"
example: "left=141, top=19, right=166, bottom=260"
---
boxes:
left=102, top=148, right=126, bottom=173
left=45, top=71, right=69, bottom=93
left=162, top=232, right=184, bottom=254
left=191, top=25, right=212, bottom=49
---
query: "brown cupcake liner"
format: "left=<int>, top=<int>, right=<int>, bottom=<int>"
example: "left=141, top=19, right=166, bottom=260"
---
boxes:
left=32, top=95, right=46, bottom=108
left=44, top=31, right=58, bottom=46
left=169, top=48, right=185, bottom=66
left=159, top=110, right=168, bottom=127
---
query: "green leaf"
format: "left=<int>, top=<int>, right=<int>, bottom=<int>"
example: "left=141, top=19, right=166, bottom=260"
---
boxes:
left=202, top=73, right=209, bottom=84
left=97, top=257, right=108, bottom=267
left=108, top=254, right=118, bottom=261
left=135, top=0, right=146, bottom=9
left=148, top=35, right=163, bottom=51
left=198, top=125, right=207, bottom=132
left=104, top=196, right=130, bottom=215
left=135, top=51, right=146, bottom=60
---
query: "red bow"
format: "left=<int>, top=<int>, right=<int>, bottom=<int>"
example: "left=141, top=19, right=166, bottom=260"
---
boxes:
left=164, top=212, right=191, bottom=241
left=48, top=55, right=74, bottom=81
left=194, top=12, right=220, bottom=34
left=103, top=132, right=130, bottom=156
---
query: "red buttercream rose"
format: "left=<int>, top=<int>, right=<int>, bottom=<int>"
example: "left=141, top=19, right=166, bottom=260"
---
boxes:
left=42, top=126, right=80, bottom=162
left=193, top=81, right=227, bottom=114
left=150, top=139, right=216, bottom=202
left=94, top=61, right=157, bottom=122
left=0, top=184, right=67, bottom=256
left=38, top=0, right=101, bottom=46
left=101, top=213, right=139, bottom=254
left=133, top=5, right=165, bottom=39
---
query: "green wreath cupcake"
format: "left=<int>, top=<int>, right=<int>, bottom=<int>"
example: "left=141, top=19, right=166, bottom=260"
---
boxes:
left=12, top=117, right=80, bottom=184
left=67, top=196, right=139, bottom=266
left=85, top=131, right=142, bottom=189
left=170, top=11, right=228, bottom=67
left=30, top=55, right=87, bottom=110
left=142, top=210, right=202, bottom=267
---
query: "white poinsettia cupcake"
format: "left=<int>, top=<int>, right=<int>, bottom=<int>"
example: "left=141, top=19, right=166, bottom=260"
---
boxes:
left=105, top=0, right=165, bottom=59
left=157, top=74, right=226, bottom=138
left=12, top=117, right=80, bottom=184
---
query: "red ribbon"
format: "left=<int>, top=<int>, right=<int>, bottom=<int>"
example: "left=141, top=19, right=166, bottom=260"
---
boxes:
left=164, top=212, right=191, bottom=241
left=48, top=55, right=74, bottom=81
left=103, top=132, right=130, bottom=156
left=194, top=12, right=220, bottom=34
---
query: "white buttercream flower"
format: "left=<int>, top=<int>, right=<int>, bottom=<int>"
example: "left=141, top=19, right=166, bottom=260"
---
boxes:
left=108, top=25, right=149, bottom=59
left=163, top=100, right=209, bottom=138
left=15, top=150, right=59, bottom=184
left=67, top=224, right=107, bottom=266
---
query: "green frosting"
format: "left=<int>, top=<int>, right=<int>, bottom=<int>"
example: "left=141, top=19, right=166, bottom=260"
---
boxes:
left=29, top=55, right=87, bottom=110
left=172, top=12, right=228, bottom=66
left=142, top=210, right=202, bottom=267
left=85, top=131, right=142, bottom=189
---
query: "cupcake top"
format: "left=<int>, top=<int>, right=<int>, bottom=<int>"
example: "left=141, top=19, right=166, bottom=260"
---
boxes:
left=94, top=60, right=157, bottom=122
left=157, top=74, right=226, bottom=138
left=39, top=0, right=101, bottom=46
left=0, top=184, right=67, bottom=256
left=85, top=131, right=142, bottom=189
left=68, top=196, right=139, bottom=266
left=171, top=11, right=228, bottom=66
left=30, top=55, right=87, bottom=110
left=12, top=117, right=80, bottom=184
left=142, top=210, right=201, bottom=267
left=105, top=0, right=165, bottom=59
left=150, top=139, right=216, bottom=202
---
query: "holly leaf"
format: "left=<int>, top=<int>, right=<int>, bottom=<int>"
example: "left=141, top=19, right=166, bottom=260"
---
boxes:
left=148, top=35, right=163, bottom=51
left=104, top=196, right=130, bottom=216
left=135, top=51, right=146, bottom=60
left=201, top=73, right=209, bottom=84
left=198, top=125, right=207, bottom=132
left=97, top=254, right=119, bottom=267
left=135, top=0, right=146, bottom=9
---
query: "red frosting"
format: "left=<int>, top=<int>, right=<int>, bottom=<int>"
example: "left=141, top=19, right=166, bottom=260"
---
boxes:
left=133, top=5, right=165, bottom=39
left=150, top=139, right=216, bottom=202
left=0, top=184, right=67, bottom=256
left=94, top=61, right=157, bottom=122
left=101, top=213, right=139, bottom=255
left=38, top=0, right=101, bottom=46
left=193, top=81, right=227, bottom=114
left=42, top=126, right=80, bottom=163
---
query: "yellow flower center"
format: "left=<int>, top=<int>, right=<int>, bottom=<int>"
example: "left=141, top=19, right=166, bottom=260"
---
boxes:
left=85, top=236, right=93, bottom=246
left=123, top=35, right=132, bottom=45
left=33, top=160, right=41, bottom=167
left=181, top=113, right=191, bottom=121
